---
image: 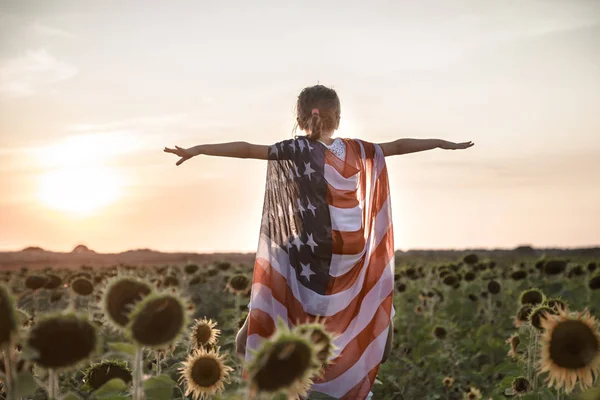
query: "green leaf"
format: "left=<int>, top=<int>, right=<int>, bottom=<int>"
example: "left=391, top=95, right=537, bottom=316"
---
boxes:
left=143, top=374, right=177, bottom=400
left=92, top=378, right=129, bottom=399
left=12, top=370, right=39, bottom=399
left=61, top=392, right=84, bottom=400
left=107, top=342, right=137, bottom=357
left=18, top=344, right=40, bottom=361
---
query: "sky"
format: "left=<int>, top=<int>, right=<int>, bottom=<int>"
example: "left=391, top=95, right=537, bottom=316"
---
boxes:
left=1, top=0, right=599, bottom=253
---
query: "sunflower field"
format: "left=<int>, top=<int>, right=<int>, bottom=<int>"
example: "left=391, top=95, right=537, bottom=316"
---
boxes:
left=1, top=251, right=600, bottom=400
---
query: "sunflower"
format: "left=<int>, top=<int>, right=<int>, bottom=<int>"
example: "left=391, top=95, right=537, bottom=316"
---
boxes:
left=464, top=386, right=482, bottom=399
left=178, top=347, right=233, bottom=400
left=27, top=313, right=99, bottom=371
left=127, top=292, right=188, bottom=349
left=515, top=305, right=534, bottom=328
left=519, top=288, right=545, bottom=307
left=506, top=333, right=521, bottom=359
left=530, top=306, right=556, bottom=331
left=101, top=276, right=153, bottom=331
left=24, top=275, right=47, bottom=291
left=510, top=270, right=527, bottom=280
left=442, top=376, right=454, bottom=388
left=433, top=327, right=447, bottom=340
left=546, top=298, right=567, bottom=312
left=543, top=260, right=567, bottom=275
left=71, top=277, right=94, bottom=296
left=190, top=318, right=221, bottom=349
left=184, top=264, right=199, bottom=275
left=225, top=274, right=251, bottom=295
left=511, top=376, right=530, bottom=397
left=246, top=319, right=321, bottom=398
left=537, top=308, right=600, bottom=393
left=0, top=285, right=17, bottom=348
left=293, top=319, right=338, bottom=370
left=83, top=360, right=132, bottom=392
left=487, top=280, right=501, bottom=295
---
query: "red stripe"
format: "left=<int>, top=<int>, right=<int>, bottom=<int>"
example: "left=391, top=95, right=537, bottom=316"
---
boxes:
left=326, top=186, right=360, bottom=208
left=341, top=365, right=380, bottom=400
left=247, top=308, right=276, bottom=339
left=327, top=229, right=393, bottom=294
left=332, top=229, right=365, bottom=255
left=319, top=296, right=392, bottom=381
left=252, top=258, right=309, bottom=325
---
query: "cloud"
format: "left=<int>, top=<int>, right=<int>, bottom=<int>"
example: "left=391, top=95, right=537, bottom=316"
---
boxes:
left=0, top=49, right=78, bottom=98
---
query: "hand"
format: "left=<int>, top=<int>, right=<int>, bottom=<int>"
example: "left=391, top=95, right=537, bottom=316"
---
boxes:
left=439, top=140, right=474, bottom=150
left=163, top=145, right=196, bottom=166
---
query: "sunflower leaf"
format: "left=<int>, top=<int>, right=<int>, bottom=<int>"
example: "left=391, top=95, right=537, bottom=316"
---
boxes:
left=12, top=370, right=38, bottom=399
left=107, top=342, right=137, bottom=357
left=143, top=374, right=177, bottom=400
left=60, top=392, right=84, bottom=400
left=92, top=378, right=129, bottom=398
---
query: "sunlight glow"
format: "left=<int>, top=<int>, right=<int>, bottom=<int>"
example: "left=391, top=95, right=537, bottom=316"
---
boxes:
left=34, top=132, right=132, bottom=216
left=38, top=166, right=123, bottom=215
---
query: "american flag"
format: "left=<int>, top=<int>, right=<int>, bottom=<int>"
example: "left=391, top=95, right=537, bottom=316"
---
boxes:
left=246, top=137, right=395, bottom=400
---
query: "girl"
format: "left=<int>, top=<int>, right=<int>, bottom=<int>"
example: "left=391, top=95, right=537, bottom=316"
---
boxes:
left=165, top=84, right=473, bottom=399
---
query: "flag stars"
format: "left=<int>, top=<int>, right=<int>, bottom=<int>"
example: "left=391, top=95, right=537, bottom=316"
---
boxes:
left=298, top=139, right=305, bottom=152
left=294, top=164, right=301, bottom=178
left=306, top=199, right=317, bottom=216
left=300, top=262, right=315, bottom=281
left=292, top=236, right=303, bottom=250
left=306, top=233, right=318, bottom=252
left=269, top=145, right=278, bottom=159
left=289, top=141, right=296, bottom=152
left=304, top=162, right=315, bottom=181
left=297, top=198, right=305, bottom=216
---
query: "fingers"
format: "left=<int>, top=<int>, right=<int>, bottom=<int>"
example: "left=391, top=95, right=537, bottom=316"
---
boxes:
left=176, top=156, right=190, bottom=166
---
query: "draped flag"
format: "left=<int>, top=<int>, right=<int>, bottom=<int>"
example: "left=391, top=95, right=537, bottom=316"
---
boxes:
left=246, top=137, right=395, bottom=400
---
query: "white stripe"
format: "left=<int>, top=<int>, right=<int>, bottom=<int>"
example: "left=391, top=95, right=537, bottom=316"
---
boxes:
left=329, top=204, right=363, bottom=232
left=249, top=283, right=289, bottom=324
left=245, top=334, right=266, bottom=361
left=255, top=234, right=392, bottom=316
left=330, top=266, right=393, bottom=358
left=329, top=251, right=365, bottom=277
left=310, top=324, right=389, bottom=398
left=324, top=164, right=358, bottom=191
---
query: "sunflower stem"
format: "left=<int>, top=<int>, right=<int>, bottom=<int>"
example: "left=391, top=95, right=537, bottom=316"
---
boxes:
left=487, top=295, right=493, bottom=324
left=32, top=290, right=37, bottom=320
left=132, top=347, right=145, bottom=400
left=48, top=369, right=58, bottom=399
left=235, top=294, right=241, bottom=320
left=155, top=351, right=161, bottom=376
left=531, top=331, right=539, bottom=390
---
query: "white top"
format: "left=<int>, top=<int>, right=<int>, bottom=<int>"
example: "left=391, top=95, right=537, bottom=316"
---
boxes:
left=318, top=137, right=346, bottom=161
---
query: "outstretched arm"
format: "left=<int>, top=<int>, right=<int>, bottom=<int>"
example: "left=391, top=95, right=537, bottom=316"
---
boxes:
left=379, top=138, right=474, bottom=156
left=164, top=142, right=269, bottom=166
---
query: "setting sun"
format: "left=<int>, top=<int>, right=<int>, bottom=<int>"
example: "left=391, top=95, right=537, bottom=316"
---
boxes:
left=38, top=166, right=123, bottom=215
left=33, top=132, right=132, bottom=216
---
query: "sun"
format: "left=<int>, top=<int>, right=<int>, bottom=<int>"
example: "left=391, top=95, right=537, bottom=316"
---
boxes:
left=35, top=133, right=129, bottom=216
left=38, top=166, right=123, bottom=215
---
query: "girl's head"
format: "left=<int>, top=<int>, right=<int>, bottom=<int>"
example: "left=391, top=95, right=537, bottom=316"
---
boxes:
left=294, top=85, right=341, bottom=141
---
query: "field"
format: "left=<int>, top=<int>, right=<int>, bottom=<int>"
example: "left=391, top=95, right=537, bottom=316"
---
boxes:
left=1, top=247, right=600, bottom=400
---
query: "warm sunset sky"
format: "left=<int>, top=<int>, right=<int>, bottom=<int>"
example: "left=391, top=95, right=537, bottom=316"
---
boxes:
left=1, top=1, right=599, bottom=253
